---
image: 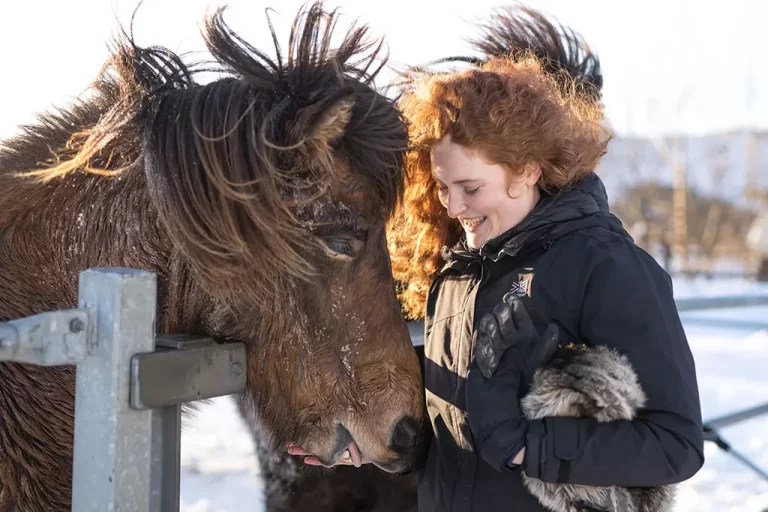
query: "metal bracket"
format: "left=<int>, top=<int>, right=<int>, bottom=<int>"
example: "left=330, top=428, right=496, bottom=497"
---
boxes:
left=128, top=334, right=247, bottom=512
left=130, top=334, right=247, bottom=410
left=0, top=308, right=91, bottom=365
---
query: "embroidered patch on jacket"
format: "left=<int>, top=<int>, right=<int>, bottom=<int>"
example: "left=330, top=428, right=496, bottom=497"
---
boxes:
left=506, top=268, right=534, bottom=298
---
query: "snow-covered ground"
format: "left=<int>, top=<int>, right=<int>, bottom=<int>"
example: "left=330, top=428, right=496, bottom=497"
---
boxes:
left=179, top=276, right=768, bottom=512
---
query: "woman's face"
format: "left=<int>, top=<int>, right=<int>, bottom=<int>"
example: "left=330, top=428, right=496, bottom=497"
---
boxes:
left=431, top=136, right=541, bottom=249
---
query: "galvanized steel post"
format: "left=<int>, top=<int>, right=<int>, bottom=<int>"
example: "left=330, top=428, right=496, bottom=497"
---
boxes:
left=71, top=268, right=158, bottom=512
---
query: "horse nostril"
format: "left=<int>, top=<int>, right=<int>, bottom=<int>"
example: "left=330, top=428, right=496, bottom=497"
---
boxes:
left=389, top=416, right=421, bottom=454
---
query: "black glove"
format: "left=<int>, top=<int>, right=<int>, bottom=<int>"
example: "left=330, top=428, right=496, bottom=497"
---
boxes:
left=466, top=294, right=559, bottom=471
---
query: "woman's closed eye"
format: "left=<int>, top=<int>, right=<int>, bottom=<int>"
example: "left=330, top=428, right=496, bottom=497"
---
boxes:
left=464, top=186, right=481, bottom=195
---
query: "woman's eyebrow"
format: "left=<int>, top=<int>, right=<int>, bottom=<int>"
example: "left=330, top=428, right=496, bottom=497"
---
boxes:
left=431, top=176, right=482, bottom=186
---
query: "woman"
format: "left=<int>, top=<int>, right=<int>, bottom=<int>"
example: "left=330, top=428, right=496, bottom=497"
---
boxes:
left=290, top=7, right=704, bottom=512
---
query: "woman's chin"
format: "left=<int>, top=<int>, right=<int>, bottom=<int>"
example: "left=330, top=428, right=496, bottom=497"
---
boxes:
left=465, top=232, right=486, bottom=250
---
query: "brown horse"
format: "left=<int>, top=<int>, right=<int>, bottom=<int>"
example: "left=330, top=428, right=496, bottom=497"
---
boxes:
left=0, top=3, right=423, bottom=510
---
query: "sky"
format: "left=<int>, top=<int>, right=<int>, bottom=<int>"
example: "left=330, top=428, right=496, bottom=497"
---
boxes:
left=0, top=0, right=765, bottom=140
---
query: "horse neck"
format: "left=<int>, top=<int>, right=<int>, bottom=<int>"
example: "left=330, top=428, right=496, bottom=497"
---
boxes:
left=0, top=172, right=170, bottom=319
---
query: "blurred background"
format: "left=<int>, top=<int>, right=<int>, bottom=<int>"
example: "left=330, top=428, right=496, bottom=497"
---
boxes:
left=1, top=1, right=767, bottom=510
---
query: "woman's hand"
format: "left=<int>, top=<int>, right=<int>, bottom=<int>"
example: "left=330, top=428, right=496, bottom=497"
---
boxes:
left=466, top=295, right=558, bottom=471
left=285, top=443, right=372, bottom=467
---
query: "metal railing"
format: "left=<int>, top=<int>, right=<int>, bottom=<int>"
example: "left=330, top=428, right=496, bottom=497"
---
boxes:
left=0, top=268, right=246, bottom=512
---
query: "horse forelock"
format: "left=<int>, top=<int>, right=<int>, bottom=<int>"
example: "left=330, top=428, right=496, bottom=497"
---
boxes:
left=200, top=2, right=408, bottom=214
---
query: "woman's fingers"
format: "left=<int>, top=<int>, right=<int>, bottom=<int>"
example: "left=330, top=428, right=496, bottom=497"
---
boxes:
left=285, top=443, right=313, bottom=456
left=285, top=442, right=368, bottom=466
left=285, top=443, right=327, bottom=466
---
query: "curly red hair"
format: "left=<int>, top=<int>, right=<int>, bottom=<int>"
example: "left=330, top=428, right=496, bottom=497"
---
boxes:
left=388, top=53, right=610, bottom=319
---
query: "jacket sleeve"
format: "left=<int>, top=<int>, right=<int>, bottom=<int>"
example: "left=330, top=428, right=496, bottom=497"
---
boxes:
left=522, top=239, right=705, bottom=487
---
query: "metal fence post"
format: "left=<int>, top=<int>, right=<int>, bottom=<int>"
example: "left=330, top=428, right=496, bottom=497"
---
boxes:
left=149, top=404, right=182, bottom=511
left=71, top=268, right=157, bottom=512
left=1, top=266, right=246, bottom=511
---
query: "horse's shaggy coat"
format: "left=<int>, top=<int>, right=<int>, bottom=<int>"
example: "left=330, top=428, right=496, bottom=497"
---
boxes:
left=0, top=4, right=423, bottom=510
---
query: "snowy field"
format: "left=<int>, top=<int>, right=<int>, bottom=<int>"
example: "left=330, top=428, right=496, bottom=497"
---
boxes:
left=179, top=276, right=768, bottom=512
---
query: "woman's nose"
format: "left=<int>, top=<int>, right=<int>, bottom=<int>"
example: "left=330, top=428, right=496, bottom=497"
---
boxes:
left=446, top=192, right=466, bottom=218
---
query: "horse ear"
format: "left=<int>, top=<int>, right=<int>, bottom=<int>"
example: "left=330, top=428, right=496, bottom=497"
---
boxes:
left=298, top=92, right=355, bottom=166
left=311, top=96, right=354, bottom=146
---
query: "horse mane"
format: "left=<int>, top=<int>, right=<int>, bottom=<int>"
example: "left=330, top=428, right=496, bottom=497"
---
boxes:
left=466, top=5, right=603, bottom=100
left=399, top=5, right=602, bottom=103
left=3, top=2, right=407, bottom=313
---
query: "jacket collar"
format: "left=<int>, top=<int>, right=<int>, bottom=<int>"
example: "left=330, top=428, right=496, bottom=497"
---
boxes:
left=441, top=174, right=630, bottom=269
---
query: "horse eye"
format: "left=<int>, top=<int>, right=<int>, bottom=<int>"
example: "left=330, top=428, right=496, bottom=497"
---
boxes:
left=327, top=239, right=353, bottom=255
left=321, top=235, right=364, bottom=260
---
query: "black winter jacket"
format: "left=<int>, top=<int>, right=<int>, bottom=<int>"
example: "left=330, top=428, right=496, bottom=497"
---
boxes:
left=414, top=174, right=704, bottom=512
